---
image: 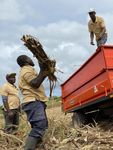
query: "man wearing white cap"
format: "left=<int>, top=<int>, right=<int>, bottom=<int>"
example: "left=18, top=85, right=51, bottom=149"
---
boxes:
left=88, top=8, right=107, bottom=47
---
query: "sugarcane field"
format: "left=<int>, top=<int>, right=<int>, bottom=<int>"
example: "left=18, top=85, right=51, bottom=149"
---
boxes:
left=1, top=100, right=113, bottom=150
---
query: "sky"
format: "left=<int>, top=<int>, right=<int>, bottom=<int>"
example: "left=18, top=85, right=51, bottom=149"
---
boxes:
left=0, top=0, right=113, bottom=101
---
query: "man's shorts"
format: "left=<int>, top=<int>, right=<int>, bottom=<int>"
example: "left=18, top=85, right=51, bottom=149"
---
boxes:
left=97, top=35, right=107, bottom=47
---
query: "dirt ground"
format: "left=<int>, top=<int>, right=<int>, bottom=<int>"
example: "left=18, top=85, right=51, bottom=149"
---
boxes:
left=1, top=106, right=113, bottom=150
left=46, top=107, right=113, bottom=150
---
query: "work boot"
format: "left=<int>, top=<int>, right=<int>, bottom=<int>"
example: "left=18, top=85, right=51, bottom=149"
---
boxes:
left=24, top=136, right=39, bottom=150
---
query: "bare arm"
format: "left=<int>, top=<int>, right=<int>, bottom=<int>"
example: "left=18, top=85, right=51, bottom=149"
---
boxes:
left=29, top=71, right=47, bottom=88
left=98, top=27, right=106, bottom=40
left=90, top=32, right=95, bottom=45
left=2, top=96, right=10, bottom=111
left=2, top=96, right=14, bottom=117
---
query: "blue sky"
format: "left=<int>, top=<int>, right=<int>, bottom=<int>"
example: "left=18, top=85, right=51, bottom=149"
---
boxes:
left=0, top=0, right=113, bottom=103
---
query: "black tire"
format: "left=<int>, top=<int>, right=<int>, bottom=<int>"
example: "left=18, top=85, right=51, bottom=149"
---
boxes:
left=72, top=111, right=87, bottom=128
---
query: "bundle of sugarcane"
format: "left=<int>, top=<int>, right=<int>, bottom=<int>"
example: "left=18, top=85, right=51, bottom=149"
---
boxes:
left=21, top=34, right=57, bottom=97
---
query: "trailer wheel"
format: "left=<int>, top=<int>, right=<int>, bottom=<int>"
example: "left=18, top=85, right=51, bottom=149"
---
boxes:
left=72, top=112, right=87, bottom=128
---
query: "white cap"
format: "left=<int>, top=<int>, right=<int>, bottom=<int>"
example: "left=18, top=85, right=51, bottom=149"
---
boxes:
left=88, top=8, right=96, bottom=13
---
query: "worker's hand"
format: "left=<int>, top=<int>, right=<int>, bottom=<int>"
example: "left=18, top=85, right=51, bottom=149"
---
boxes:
left=41, top=70, right=49, bottom=77
left=90, top=41, right=95, bottom=45
left=8, top=111, right=14, bottom=118
left=39, top=62, right=46, bottom=72
left=97, top=37, right=102, bottom=41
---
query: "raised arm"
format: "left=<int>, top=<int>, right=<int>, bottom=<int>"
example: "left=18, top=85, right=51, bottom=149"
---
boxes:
left=29, top=71, right=47, bottom=88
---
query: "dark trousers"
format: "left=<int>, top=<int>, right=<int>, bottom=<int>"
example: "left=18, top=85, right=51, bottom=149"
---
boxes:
left=22, top=100, right=48, bottom=138
left=3, top=109, right=19, bottom=134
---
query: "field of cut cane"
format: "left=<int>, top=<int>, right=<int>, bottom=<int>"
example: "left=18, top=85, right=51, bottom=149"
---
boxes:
left=1, top=100, right=113, bottom=150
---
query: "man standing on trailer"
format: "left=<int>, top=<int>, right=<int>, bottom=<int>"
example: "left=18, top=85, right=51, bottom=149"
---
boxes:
left=88, top=8, right=107, bottom=47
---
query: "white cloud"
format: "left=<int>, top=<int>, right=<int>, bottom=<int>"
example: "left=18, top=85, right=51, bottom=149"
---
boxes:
left=0, top=0, right=113, bottom=98
left=0, top=0, right=25, bottom=21
left=0, top=42, right=21, bottom=58
left=0, top=20, right=95, bottom=87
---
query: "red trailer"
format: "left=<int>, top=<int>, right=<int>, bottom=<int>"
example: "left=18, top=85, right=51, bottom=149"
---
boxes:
left=61, top=45, right=113, bottom=126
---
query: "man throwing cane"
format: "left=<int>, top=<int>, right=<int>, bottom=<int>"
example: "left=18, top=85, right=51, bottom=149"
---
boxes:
left=88, top=8, right=107, bottom=47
